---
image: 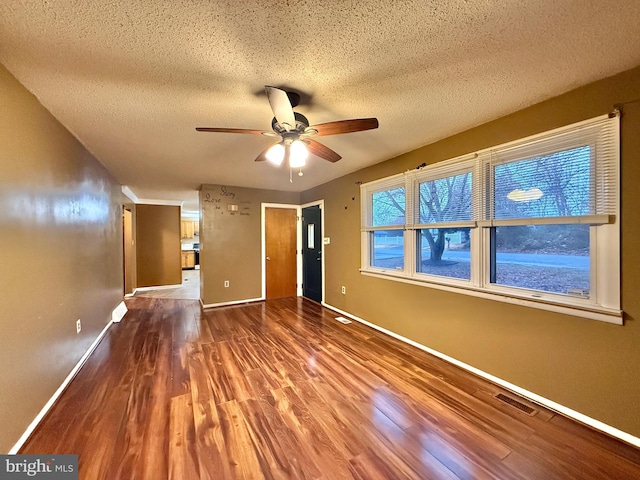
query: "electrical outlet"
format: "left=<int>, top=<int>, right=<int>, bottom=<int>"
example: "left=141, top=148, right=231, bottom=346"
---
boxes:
left=224, top=280, right=229, bottom=288
left=341, top=286, right=346, bottom=294
left=76, top=319, right=81, bottom=334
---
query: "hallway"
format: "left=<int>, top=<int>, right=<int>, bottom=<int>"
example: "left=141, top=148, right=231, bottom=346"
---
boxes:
left=134, top=269, right=200, bottom=300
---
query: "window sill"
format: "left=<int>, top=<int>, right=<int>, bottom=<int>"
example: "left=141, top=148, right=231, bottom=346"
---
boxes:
left=360, top=269, right=623, bottom=325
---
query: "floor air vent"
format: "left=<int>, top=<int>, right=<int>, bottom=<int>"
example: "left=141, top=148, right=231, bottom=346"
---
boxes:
left=495, top=393, right=537, bottom=416
left=335, top=316, right=352, bottom=324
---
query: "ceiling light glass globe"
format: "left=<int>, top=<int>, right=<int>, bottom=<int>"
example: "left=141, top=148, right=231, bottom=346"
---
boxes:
left=289, top=140, right=308, bottom=168
left=265, top=143, right=285, bottom=165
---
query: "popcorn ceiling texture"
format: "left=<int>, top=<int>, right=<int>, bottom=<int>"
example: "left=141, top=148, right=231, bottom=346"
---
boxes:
left=0, top=1, right=639, bottom=211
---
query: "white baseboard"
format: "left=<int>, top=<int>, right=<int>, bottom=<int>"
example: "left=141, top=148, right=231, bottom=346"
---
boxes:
left=9, top=317, right=115, bottom=454
left=133, top=283, right=182, bottom=293
left=322, top=301, right=640, bottom=449
left=201, top=297, right=264, bottom=309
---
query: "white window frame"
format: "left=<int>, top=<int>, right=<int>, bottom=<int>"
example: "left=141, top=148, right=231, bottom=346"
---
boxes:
left=409, top=158, right=480, bottom=287
left=361, top=113, right=621, bottom=324
left=361, top=174, right=407, bottom=274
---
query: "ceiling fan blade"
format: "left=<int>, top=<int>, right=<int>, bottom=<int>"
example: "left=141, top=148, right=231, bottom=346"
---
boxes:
left=265, top=86, right=296, bottom=131
left=196, top=127, right=265, bottom=134
left=311, top=118, right=379, bottom=136
left=306, top=139, right=342, bottom=163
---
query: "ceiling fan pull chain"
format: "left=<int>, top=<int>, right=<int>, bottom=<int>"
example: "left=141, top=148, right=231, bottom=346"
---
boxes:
left=289, top=165, right=293, bottom=183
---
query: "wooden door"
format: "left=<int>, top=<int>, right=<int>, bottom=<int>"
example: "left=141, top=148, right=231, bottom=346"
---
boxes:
left=265, top=208, right=297, bottom=299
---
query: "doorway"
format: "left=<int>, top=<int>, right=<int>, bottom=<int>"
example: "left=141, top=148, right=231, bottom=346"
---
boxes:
left=302, top=203, right=323, bottom=303
left=264, top=206, right=298, bottom=299
left=123, top=207, right=135, bottom=296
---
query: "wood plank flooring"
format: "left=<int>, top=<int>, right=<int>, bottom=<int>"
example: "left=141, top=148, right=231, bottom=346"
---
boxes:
left=21, top=297, right=640, bottom=479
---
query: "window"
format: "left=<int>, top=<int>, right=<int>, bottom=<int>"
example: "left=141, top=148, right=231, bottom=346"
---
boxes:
left=372, top=230, right=404, bottom=270
left=361, top=177, right=406, bottom=272
left=488, top=145, right=594, bottom=296
left=490, top=224, right=590, bottom=295
left=414, top=166, right=476, bottom=282
left=418, top=227, right=472, bottom=280
left=361, top=113, right=620, bottom=323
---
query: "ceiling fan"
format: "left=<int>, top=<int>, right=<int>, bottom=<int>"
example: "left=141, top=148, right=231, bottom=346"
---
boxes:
left=196, top=86, right=378, bottom=176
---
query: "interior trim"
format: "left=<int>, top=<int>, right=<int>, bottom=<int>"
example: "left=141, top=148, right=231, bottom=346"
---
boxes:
left=133, top=284, right=183, bottom=292
left=322, top=301, right=640, bottom=449
left=201, top=297, right=264, bottom=309
left=260, top=203, right=303, bottom=299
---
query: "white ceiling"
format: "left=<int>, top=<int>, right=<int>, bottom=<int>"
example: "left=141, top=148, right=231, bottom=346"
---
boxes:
left=1, top=1, right=640, bottom=214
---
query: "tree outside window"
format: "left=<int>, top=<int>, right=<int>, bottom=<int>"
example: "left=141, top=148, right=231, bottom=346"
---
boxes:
left=418, top=172, right=472, bottom=263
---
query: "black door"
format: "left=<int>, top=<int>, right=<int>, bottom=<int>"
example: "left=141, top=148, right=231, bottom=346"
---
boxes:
left=302, top=205, right=323, bottom=303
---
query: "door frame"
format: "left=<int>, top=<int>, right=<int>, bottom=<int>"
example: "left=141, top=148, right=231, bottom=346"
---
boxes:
left=122, top=206, right=136, bottom=297
left=261, top=203, right=302, bottom=300
left=301, top=199, right=325, bottom=303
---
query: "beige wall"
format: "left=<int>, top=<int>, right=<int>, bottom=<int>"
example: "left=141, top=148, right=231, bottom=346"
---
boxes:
left=135, top=204, right=181, bottom=288
left=0, top=65, right=124, bottom=452
left=302, top=66, right=640, bottom=438
left=199, top=184, right=300, bottom=305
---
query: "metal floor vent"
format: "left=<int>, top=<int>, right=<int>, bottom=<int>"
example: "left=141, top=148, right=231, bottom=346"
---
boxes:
left=335, top=316, right=352, bottom=324
left=495, top=393, right=537, bottom=416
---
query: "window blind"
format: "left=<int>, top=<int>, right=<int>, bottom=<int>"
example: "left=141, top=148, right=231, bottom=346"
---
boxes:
left=410, top=157, right=482, bottom=229
left=487, top=113, right=619, bottom=223
left=361, top=174, right=405, bottom=230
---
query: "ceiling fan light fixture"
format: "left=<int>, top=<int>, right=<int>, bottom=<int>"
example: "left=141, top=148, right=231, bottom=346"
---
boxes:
left=265, top=143, right=285, bottom=165
left=289, top=140, right=308, bottom=168
left=197, top=86, right=379, bottom=174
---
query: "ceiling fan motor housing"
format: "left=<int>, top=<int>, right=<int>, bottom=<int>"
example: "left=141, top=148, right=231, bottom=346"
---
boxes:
left=271, top=112, right=310, bottom=134
left=286, top=91, right=301, bottom=108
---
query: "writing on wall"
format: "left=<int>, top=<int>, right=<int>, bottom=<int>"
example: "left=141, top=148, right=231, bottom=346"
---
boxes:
left=203, top=186, right=252, bottom=217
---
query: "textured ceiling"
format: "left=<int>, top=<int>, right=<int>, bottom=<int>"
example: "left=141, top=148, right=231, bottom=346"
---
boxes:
left=1, top=1, right=640, bottom=214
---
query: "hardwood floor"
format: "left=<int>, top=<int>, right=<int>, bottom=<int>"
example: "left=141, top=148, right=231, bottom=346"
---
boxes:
left=21, top=297, right=640, bottom=479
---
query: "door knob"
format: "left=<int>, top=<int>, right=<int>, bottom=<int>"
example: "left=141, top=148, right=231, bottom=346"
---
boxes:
left=266, top=256, right=271, bottom=261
